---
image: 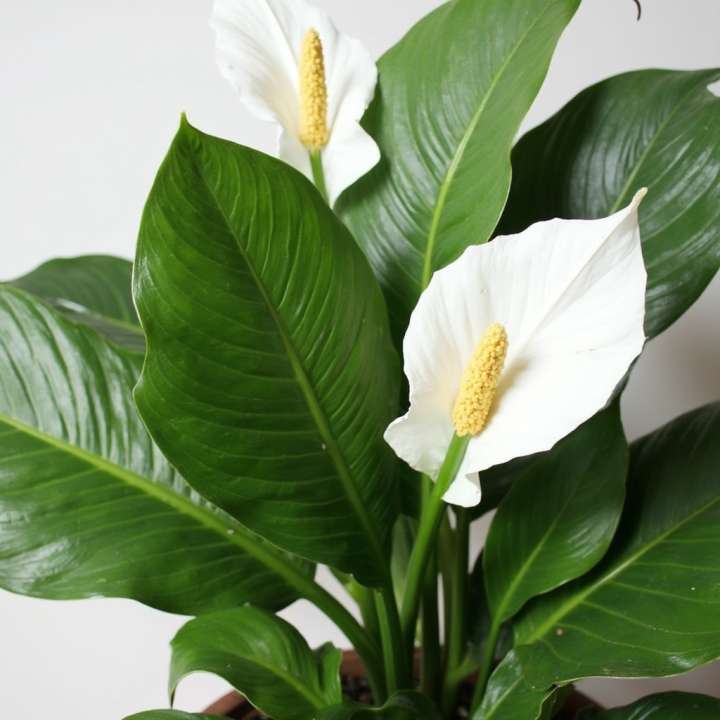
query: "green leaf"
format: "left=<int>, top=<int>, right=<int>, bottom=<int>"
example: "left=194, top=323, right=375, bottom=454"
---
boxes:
left=7, top=255, right=144, bottom=352
left=484, top=405, right=627, bottom=623
left=499, top=68, right=720, bottom=339
left=0, top=286, right=312, bottom=614
left=170, top=607, right=342, bottom=720
left=320, top=691, right=441, bottom=720
left=582, top=692, right=720, bottom=719
left=338, top=0, right=580, bottom=344
left=124, top=713, right=221, bottom=720
left=473, top=651, right=555, bottom=720
left=515, top=403, right=720, bottom=686
left=134, top=119, right=399, bottom=585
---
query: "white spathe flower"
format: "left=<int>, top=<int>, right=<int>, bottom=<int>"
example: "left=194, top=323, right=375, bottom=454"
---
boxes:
left=210, top=0, right=380, bottom=205
left=385, top=191, right=649, bottom=508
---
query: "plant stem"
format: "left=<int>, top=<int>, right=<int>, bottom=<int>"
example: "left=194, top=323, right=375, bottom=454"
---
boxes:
left=469, top=618, right=502, bottom=712
left=442, top=508, right=470, bottom=714
left=376, top=583, right=410, bottom=693
left=309, top=149, right=329, bottom=202
left=288, top=567, right=386, bottom=701
left=420, top=477, right=442, bottom=700
left=400, top=434, right=470, bottom=650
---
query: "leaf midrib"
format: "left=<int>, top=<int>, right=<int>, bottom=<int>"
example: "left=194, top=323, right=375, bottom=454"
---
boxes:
left=191, top=148, right=387, bottom=577
left=420, top=0, right=556, bottom=289
left=520, top=486, right=720, bottom=644
left=183, top=649, right=326, bottom=710
left=490, top=452, right=594, bottom=624
left=0, top=412, right=312, bottom=594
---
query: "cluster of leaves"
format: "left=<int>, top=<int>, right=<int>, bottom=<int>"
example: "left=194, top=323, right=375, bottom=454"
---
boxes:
left=1, top=0, right=719, bottom=718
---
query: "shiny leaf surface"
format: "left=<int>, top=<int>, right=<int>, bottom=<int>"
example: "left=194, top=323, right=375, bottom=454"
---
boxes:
left=583, top=692, right=720, bottom=719
left=515, top=403, right=720, bottom=685
left=170, top=607, right=342, bottom=720
left=7, top=255, right=144, bottom=352
left=473, top=652, right=555, bottom=720
left=320, top=691, right=441, bottom=720
left=0, top=287, right=311, bottom=614
left=500, top=69, right=720, bottom=338
left=134, top=119, right=399, bottom=585
left=484, top=405, right=627, bottom=623
left=339, top=0, right=580, bottom=344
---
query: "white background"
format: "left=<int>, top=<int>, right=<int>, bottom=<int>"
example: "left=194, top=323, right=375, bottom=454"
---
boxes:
left=2, top=0, right=720, bottom=716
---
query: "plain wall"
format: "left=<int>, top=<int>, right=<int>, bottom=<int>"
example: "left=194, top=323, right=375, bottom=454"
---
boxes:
left=1, top=0, right=719, bottom=716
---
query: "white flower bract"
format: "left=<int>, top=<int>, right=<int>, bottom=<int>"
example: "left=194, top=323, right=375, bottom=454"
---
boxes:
left=385, top=192, right=649, bottom=508
left=211, top=0, right=380, bottom=204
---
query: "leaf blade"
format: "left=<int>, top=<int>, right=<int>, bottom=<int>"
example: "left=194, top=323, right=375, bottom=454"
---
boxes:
left=134, top=119, right=400, bottom=584
left=484, top=405, right=628, bottom=623
left=169, top=607, right=342, bottom=720
left=514, top=403, right=720, bottom=686
left=6, top=254, right=144, bottom=352
left=0, top=286, right=311, bottom=614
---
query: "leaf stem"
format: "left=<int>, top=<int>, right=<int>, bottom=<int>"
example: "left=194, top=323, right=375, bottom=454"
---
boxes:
left=442, top=508, right=470, bottom=715
left=376, top=583, right=411, bottom=693
left=469, top=617, right=501, bottom=712
left=309, top=150, right=329, bottom=203
left=270, top=560, right=386, bottom=701
left=400, top=434, right=470, bottom=649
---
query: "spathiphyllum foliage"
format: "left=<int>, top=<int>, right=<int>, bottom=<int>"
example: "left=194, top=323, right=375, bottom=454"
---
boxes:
left=2, top=1, right=720, bottom=720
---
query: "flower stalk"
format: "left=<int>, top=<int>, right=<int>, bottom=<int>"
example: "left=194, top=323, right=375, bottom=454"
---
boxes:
left=400, top=434, right=470, bottom=648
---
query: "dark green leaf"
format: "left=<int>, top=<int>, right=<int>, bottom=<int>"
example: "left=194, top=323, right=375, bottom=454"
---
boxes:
left=320, top=691, right=441, bottom=720
left=582, top=692, right=720, bottom=719
left=484, top=405, right=627, bottom=623
left=124, top=712, right=221, bottom=720
left=500, top=68, right=720, bottom=338
left=7, top=255, right=144, bottom=352
left=170, top=607, right=342, bottom=720
left=515, top=403, right=720, bottom=686
left=134, top=119, right=399, bottom=585
left=473, top=651, right=555, bottom=720
left=338, top=0, right=580, bottom=345
left=0, top=286, right=312, bottom=614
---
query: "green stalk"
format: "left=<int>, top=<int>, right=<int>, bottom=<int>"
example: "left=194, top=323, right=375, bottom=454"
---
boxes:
left=442, top=508, right=470, bottom=715
left=376, top=583, right=411, bottom=693
left=469, top=618, right=502, bottom=712
left=421, top=555, right=442, bottom=699
left=400, top=434, right=470, bottom=649
left=309, top=149, right=329, bottom=203
left=420, top=475, right=442, bottom=700
left=300, top=573, right=386, bottom=702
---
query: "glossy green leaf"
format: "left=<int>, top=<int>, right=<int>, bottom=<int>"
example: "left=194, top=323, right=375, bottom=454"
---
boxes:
left=484, top=405, right=627, bottom=623
left=515, top=403, right=720, bottom=686
left=170, top=607, right=342, bottom=720
left=124, top=712, right=221, bottom=720
left=499, top=68, right=720, bottom=338
left=582, top=692, right=720, bottom=719
left=473, top=652, right=555, bottom=720
left=320, top=691, right=441, bottom=720
left=338, top=0, right=580, bottom=344
left=0, top=286, right=312, bottom=614
left=7, top=255, right=144, bottom=352
left=134, top=119, right=399, bottom=585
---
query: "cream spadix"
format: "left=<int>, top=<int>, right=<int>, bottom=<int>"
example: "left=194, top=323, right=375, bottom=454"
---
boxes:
left=385, top=190, right=648, bottom=508
left=211, top=0, right=380, bottom=204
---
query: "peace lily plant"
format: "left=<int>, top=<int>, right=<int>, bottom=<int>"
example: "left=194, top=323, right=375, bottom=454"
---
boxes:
left=2, top=0, right=719, bottom=719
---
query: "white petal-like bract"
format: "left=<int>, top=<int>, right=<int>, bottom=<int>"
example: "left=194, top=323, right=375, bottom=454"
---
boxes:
left=385, top=192, right=648, bottom=507
left=211, top=0, right=379, bottom=204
